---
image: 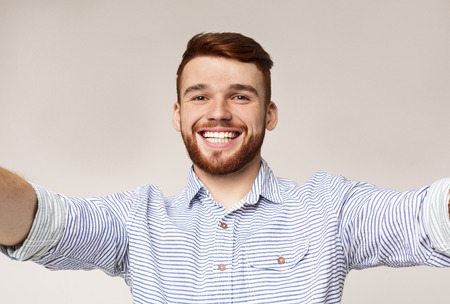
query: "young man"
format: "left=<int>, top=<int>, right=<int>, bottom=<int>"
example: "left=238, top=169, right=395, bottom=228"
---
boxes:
left=1, top=32, right=450, bottom=303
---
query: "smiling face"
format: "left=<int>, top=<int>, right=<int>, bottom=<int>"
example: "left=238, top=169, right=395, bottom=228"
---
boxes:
left=173, top=56, right=278, bottom=176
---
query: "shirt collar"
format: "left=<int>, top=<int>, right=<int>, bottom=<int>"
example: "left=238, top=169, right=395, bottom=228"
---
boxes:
left=184, top=159, right=284, bottom=207
left=245, top=159, right=284, bottom=205
left=185, top=167, right=204, bottom=204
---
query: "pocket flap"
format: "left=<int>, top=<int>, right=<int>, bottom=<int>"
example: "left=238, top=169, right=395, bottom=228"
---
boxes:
left=244, top=235, right=309, bottom=271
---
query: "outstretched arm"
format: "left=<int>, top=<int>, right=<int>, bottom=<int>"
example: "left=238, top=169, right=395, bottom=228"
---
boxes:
left=0, top=167, right=37, bottom=246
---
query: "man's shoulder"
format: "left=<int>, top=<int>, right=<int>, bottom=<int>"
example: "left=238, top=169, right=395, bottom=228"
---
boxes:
left=277, top=171, right=350, bottom=188
left=275, top=170, right=356, bottom=199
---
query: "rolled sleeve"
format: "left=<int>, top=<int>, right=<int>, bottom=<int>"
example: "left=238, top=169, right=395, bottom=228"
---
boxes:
left=1, top=184, right=66, bottom=261
left=423, top=178, right=450, bottom=256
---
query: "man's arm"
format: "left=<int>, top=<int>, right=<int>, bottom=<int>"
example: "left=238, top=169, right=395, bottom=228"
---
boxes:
left=0, top=167, right=37, bottom=246
left=448, top=189, right=450, bottom=218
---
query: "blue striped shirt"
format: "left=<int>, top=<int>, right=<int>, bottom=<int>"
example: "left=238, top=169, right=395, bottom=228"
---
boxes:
left=3, top=160, right=450, bottom=303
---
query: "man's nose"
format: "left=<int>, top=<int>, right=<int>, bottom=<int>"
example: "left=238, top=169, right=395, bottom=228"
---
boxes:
left=206, top=99, right=232, bottom=121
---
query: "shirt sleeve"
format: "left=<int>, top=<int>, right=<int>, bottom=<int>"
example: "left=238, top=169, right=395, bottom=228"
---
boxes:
left=335, top=175, right=450, bottom=269
left=422, top=178, right=450, bottom=255
left=31, top=187, right=137, bottom=277
left=0, top=184, right=66, bottom=261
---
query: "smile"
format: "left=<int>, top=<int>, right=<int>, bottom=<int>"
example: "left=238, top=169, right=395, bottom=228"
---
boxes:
left=201, top=131, right=240, bottom=143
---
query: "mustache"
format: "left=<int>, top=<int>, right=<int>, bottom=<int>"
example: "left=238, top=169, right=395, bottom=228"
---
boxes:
left=192, top=121, right=246, bottom=132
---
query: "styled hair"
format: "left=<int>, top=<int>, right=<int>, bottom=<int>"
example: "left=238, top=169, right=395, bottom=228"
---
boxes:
left=176, top=32, right=273, bottom=104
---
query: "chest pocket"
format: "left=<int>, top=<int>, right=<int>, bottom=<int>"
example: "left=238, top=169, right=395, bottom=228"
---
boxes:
left=243, top=233, right=309, bottom=271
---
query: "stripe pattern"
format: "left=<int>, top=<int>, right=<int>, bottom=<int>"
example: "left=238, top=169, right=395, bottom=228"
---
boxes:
left=2, top=160, right=450, bottom=303
left=0, top=185, right=66, bottom=260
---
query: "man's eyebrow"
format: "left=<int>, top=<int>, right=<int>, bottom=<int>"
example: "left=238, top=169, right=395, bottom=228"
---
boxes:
left=183, top=83, right=209, bottom=96
left=183, top=83, right=259, bottom=97
left=229, top=84, right=259, bottom=96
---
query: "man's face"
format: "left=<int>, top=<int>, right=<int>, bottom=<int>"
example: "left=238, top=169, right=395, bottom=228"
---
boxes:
left=173, top=56, right=277, bottom=176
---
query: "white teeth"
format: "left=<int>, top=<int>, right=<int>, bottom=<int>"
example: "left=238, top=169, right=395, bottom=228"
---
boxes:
left=206, top=137, right=232, bottom=143
left=202, top=131, right=238, bottom=144
left=202, top=132, right=238, bottom=139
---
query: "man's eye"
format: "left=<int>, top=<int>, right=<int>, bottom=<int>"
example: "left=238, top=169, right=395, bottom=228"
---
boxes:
left=233, top=95, right=250, bottom=101
left=192, top=96, right=207, bottom=101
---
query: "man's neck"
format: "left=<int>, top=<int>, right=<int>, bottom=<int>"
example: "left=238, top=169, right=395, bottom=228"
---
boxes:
left=194, top=157, right=262, bottom=211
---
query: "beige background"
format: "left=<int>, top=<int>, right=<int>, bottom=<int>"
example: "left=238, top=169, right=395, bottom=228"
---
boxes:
left=1, top=0, right=449, bottom=303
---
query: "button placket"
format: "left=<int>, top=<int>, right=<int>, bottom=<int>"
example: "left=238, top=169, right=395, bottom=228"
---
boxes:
left=216, top=218, right=232, bottom=272
left=214, top=215, right=235, bottom=301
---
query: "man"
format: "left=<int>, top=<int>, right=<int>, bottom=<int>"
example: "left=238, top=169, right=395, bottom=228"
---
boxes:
left=1, top=32, right=450, bottom=303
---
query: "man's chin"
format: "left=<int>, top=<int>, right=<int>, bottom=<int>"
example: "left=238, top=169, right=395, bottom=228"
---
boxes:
left=193, top=152, right=259, bottom=176
left=194, top=159, right=240, bottom=176
left=184, top=132, right=264, bottom=176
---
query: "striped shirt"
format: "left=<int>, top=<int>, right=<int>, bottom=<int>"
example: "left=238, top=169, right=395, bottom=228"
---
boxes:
left=2, top=160, right=450, bottom=303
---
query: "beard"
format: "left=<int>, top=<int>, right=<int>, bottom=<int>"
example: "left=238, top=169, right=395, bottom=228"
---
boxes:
left=181, top=121, right=265, bottom=176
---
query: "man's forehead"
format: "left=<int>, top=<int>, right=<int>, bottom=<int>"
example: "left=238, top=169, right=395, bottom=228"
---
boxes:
left=180, top=56, right=264, bottom=91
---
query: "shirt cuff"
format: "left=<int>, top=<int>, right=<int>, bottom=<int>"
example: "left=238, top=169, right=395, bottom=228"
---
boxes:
left=423, top=178, right=450, bottom=255
left=0, top=184, right=66, bottom=261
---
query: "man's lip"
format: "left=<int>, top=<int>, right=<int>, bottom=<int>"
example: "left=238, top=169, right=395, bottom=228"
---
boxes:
left=197, top=128, right=242, bottom=133
left=197, top=128, right=242, bottom=137
left=197, top=130, right=242, bottom=146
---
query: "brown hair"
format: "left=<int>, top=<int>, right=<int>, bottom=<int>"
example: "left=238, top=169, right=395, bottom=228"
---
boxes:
left=176, top=32, right=273, bottom=104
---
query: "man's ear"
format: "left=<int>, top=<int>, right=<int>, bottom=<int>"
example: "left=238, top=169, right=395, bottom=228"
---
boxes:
left=172, top=102, right=181, bottom=132
left=265, top=101, right=278, bottom=131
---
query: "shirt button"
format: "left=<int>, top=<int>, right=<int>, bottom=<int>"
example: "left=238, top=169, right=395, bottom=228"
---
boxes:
left=218, top=264, right=226, bottom=271
left=277, top=256, right=285, bottom=265
left=219, top=222, right=228, bottom=229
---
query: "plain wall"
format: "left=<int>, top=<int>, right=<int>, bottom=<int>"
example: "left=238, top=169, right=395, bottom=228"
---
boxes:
left=1, top=0, right=449, bottom=303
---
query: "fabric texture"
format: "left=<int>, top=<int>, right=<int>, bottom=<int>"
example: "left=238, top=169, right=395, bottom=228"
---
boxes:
left=2, top=160, right=450, bottom=303
left=0, top=185, right=66, bottom=260
left=423, top=178, right=450, bottom=255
